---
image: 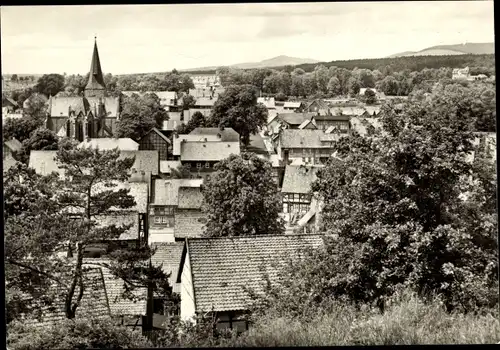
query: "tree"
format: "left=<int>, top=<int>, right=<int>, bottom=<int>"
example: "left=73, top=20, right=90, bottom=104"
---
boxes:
left=11, top=74, right=18, bottom=82
left=347, top=77, right=361, bottom=97
left=64, top=74, right=87, bottom=96
left=15, top=128, right=59, bottom=164
left=202, top=153, right=284, bottom=237
left=5, top=146, right=174, bottom=323
left=180, top=74, right=195, bottom=92
left=116, top=92, right=168, bottom=140
left=34, top=74, right=65, bottom=97
left=181, top=94, right=196, bottom=111
left=378, top=75, right=399, bottom=96
left=327, top=76, right=342, bottom=96
left=364, top=88, right=377, bottom=105
left=208, top=84, right=267, bottom=146
left=171, top=164, right=192, bottom=179
left=3, top=117, right=43, bottom=143
left=264, top=87, right=498, bottom=312
left=175, top=111, right=207, bottom=134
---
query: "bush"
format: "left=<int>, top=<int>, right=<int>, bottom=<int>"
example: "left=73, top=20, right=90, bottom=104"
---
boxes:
left=226, top=290, right=500, bottom=346
left=7, top=317, right=152, bottom=350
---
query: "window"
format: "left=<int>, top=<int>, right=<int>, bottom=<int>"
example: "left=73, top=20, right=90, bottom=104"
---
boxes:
left=186, top=163, right=191, bottom=168
left=206, top=174, right=211, bottom=181
left=302, top=157, right=306, bottom=163
left=154, top=216, right=161, bottom=224
left=205, top=162, right=210, bottom=168
left=161, top=216, right=168, bottom=224
left=197, top=163, right=202, bottom=169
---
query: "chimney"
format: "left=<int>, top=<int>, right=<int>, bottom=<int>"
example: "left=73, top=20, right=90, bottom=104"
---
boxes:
left=216, top=133, right=222, bottom=139
left=204, top=138, right=207, bottom=142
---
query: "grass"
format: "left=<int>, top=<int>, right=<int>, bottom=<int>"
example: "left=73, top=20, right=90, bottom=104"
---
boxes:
left=221, top=292, right=500, bottom=346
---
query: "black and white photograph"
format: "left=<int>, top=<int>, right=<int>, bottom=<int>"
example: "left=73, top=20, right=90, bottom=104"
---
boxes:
left=2, top=1, right=498, bottom=347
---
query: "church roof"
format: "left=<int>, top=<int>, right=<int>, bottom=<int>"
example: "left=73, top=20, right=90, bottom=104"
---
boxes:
left=85, top=38, right=106, bottom=91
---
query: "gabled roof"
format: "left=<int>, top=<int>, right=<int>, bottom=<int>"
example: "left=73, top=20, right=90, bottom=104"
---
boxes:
left=246, top=132, right=269, bottom=155
left=150, top=242, right=185, bottom=294
left=49, top=96, right=88, bottom=117
left=298, top=118, right=318, bottom=130
left=78, top=138, right=139, bottom=151
left=178, top=186, right=204, bottom=209
left=278, top=112, right=316, bottom=126
left=82, top=259, right=147, bottom=316
left=174, top=210, right=207, bottom=239
left=139, top=127, right=172, bottom=145
left=189, top=127, right=240, bottom=142
left=160, top=160, right=182, bottom=174
left=281, top=165, right=322, bottom=194
left=181, top=234, right=324, bottom=312
left=20, top=267, right=111, bottom=328
left=154, top=91, right=177, bottom=105
left=173, top=134, right=221, bottom=156
left=349, top=117, right=383, bottom=136
left=180, top=141, right=240, bottom=161
left=330, top=106, right=366, bottom=116
left=153, top=178, right=203, bottom=206
left=119, top=150, right=159, bottom=175
left=2, top=95, right=18, bottom=107
left=4, top=137, right=22, bottom=152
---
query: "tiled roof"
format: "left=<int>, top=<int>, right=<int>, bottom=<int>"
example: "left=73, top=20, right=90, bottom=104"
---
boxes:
left=160, top=160, right=182, bottom=174
left=29, top=150, right=64, bottom=176
left=281, top=165, right=321, bottom=194
left=121, top=91, right=144, bottom=97
left=267, top=110, right=279, bottom=124
left=315, top=113, right=350, bottom=121
left=195, top=97, right=217, bottom=107
left=189, top=127, right=240, bottom=142
left=168, top=111, right=182, bottom=122
left=278, top=112, right=315, bottom=126
left=298, top=119, right=318, bottom=129
left=78, top=138, right=139, bottom=151
left=174, top=209, right=207, bottom=239
left=173, top=134, right=223, bottom=156
left=364, top=105, right=381, bottom=116
left=150, top=242, right=185, bottom=294
left=20, top=267, right=111, bottom=328
left=281, top=129, right=345, bottom=149
left=283, top=101, right=303, bottom=108
left=91, top=181, right=148, bottom=213
left=94, top=212, right=139, bottom=240
left=23, top=93, right=48, bottom=109
left=2, top=96, right=18, bottom=107
left=120, top=150, right=159, bottom=175
left=178, top=187, right=204, bottom=209
left=83, top=259, right=147, bottom=316
left=50, top=96, right=88, bottom=117
left=4, top=138, right=22, bottom=152
left=153, top=179, right=203, bottom=206
left=180, top=141, right=240, bottom=161
left=185, top=234, right=324, bottom=312
left=330, top=106, right=366, bottom=116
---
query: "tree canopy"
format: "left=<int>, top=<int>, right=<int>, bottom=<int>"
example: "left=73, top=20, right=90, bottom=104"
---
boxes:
left=34, top=74, right=66, bottom=97
left=202, top=153, right=284, bottom=237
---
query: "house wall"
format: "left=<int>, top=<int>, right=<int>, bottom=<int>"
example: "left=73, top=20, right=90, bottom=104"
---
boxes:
left=139, top=132, right=170, bottom=161
left=282, top=193, right=312, bottom=214
left=180, top=250, right=197, bottom=323
left=316, top=120, right=350, bottom=131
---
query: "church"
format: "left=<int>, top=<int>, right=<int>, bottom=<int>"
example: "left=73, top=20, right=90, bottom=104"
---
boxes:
left=46, top=38, right=121, bottom=141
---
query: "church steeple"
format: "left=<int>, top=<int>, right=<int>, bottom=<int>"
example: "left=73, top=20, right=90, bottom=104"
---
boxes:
left=84, top=37, right=106, bottom=98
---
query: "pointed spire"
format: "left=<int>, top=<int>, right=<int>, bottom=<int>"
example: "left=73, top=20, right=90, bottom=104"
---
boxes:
left=84, top=36, right=106, bottom=97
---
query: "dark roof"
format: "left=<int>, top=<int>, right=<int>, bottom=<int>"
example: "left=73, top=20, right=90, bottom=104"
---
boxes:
left=85, top=39, right=106, bottom=91
left=153, top=179, right=203, bottom=206
left=174, top=209, right=207, bottom=239
left=281, top=165, right=322, bottom=194
left=178, top=187, right=204, bottom=209
left=314, top=114, right=350, bottom=121
left=189, top=127, right=240, bottom=142
left=2, top=95, right=18, bottom=107
left=20, top=268, right=111, bottom=328
left=246, top=133, right=269, bottom=155
left=278, top=112, right=316, bottom=126
left=184, top=234, right=324, bottom=312
left=140, top=127, right=172, bottom=145
left=150, top=242, right=185, bottom=294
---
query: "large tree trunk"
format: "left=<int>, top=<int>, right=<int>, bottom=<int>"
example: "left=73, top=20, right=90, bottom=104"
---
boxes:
left=65, top=242, right=84, bottom=319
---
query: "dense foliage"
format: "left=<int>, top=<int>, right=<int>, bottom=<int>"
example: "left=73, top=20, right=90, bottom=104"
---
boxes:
left=202, top=153, right=284, bottom=237
left=209, top=84, right=268, bottom=145
left=253, top=84, right=497, bottom=313
left=175, top=111, right=207, bottom=134
left=34, top=73, right=66, bottom=97
left=116, top=92, right=169, bottom=140
left=7, top=317, right=152, bottom=350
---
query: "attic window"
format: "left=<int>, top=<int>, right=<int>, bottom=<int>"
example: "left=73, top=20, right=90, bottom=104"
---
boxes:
left=227, top=144, right=230, bottom=147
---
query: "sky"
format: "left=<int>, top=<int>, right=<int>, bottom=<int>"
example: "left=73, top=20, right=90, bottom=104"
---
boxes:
left=1, top=1, right=495, bottom=75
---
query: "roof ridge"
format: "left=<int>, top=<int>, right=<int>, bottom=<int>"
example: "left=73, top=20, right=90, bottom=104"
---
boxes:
left=187, top=233, right=325, bottom=241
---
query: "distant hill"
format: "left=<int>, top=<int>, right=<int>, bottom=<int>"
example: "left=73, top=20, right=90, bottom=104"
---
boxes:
left=388, top=42, right=494, bottom=58
left=181, top=55, right=320, bottom=72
